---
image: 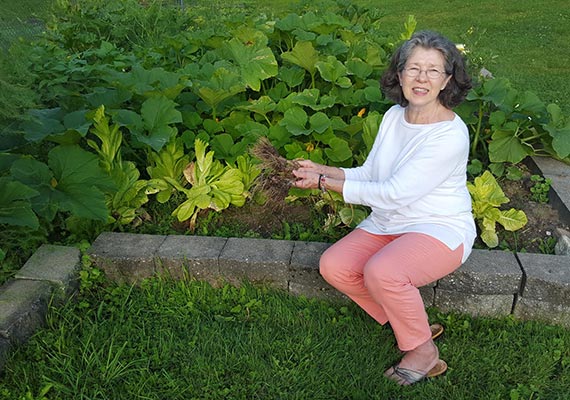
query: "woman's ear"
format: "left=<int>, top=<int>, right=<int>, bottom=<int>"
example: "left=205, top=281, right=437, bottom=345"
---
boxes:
left=441, top=75, right=452, bottom=91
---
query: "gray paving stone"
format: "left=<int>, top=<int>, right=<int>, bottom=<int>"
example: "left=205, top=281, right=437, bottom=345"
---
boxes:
left=420, top=286, right=435, bottom=308
left=0, top=280, right=52, bottom=344
left=156, top=235, right=226, bottom=282
left=434, top=288, right=514, bottom=317
left=517, top=253, right=570, bottom=304
left=438, top=249, right=522, bottom=294
left=88, top=232, right=167, bottom=283
left=219, top=237, right=293, bottom=289
left=15, top=244, right=80, bottom=299
left=290, top=241, right=330, bottom=271
left=0, top=336, right=10, bottom=372
left=289, top=241, right=335, bottom=297
left=554, top=228, right=570, bottom=256
left=514, top=297, right=570, bottom=328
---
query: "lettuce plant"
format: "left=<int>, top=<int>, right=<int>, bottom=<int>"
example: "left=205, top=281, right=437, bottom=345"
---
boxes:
left=467, top=170, right=528, bottom=248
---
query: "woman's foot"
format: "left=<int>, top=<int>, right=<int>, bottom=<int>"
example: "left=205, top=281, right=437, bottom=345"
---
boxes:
left=384, top=339, right=440, bottom=385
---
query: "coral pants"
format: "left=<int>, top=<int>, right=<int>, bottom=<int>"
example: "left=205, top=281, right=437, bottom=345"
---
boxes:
left=320, top=229, right=464, bottom=351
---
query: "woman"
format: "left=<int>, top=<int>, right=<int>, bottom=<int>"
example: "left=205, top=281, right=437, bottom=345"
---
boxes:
left=292, top=31, right=476, bottom=385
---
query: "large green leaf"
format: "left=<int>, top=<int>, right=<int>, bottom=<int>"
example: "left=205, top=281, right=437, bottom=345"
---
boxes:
left=325, top=137, right=352, bottom=162
left=467, top=171, right=509, bottom=208
left=20, top=108, right=65, bottom=143
left=142, top=96, right=183, bottom=131
left=346, top=59, right=373, bottom=80
left=278, top=66, right=306, bottom=88
left=108, top=64, right=187, bottom=98
left=236, top=96, right=277, bottom=119
left=281, top=41, right=319, bottom=76
left=86, top=87, right=133, bottom=108
left=316, top=56, right=352, bottom=88
left=0, top=177, right=39, bottom=229
left=138, top=96, right=183, bottom=152
left=49, top=145, right=114, bottom=222
left=279, top=107, right=310, bottom=136
left=288, top=89, right=336, bottom=111
left=10, top=158, right=58, bottom=221
left=362, top=112, right=381, bottom=155
left=309, top=112, right=331, bottom=134
left=195, top=67, right=245, bottom=112
left=225, top=29, right=278, bottom=92
left=517, top=91, right=546, bottom=115
left=489, top=128, right=533, bottom=163
left=544, top=104, right=570, bottom=159
left=498, top=208, right=528, bottom=232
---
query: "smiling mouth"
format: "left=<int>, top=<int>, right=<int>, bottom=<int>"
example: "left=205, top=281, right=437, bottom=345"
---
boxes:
left=412, top=88, right=429, bottom=94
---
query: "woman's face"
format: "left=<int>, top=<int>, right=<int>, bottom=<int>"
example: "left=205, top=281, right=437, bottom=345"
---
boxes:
left=398, top=47, right=452, bottom=110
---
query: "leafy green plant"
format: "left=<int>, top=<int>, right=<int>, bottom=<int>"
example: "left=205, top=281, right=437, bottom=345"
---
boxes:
left=533, top=236, right=557, bottom=255
left=0, top=177, right=40, bottom=229
left=529, top=174, right=552, bottom=204
left=146, top=136, right=191, bottom=203
left=313, top=190, right=368, bottom=234
left=168, top=138, right=248, bottom=231
left=467, top=170, right=528, bottom=248
left=458, top=77, right=570, bottom=169
left=86, top=106, right=150, bottom=226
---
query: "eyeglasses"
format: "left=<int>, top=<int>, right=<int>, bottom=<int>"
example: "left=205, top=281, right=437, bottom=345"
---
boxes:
left=403, top=67, right=447, bottom=80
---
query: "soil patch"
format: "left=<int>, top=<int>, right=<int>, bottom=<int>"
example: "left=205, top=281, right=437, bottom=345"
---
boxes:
left=480, top=165, right=569, bottom=253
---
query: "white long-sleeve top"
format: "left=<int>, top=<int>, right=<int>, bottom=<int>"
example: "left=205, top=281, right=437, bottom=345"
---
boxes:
left=342, top=105, right=476, bottom=262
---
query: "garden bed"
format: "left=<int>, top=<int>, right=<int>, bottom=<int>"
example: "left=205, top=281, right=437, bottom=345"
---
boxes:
left=144, top=162, right=569, bottom=255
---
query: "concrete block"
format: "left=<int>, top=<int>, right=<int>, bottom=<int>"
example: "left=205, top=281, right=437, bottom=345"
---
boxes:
left=434, top=288, right=514, bottom=317
left=88, top=232, right=167, bottom=283
left=514, top=297, right=570, bottom=328
left=420, top=286, right=435, bottom=308
left=288, top=242, right=346, bottom=300
left=517, top=253, right=570, bottom=304
left=288, top=241, right=337, bottom=298
left=219, top=237, right=293, bottom=289
left=554, top=228, right=570, bottom=256
left=15, top=244, right=80, bottom=299
left=156, top=235, right=226, bottom=282
left=438, top=249, right=522, bottom=294
left=0, top=280, right=52, bottom=344
left=0, top=336, right=10, bottom=372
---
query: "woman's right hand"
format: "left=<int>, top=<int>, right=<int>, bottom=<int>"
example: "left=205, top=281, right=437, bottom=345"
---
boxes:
left=292, top=159, right=322, bottom=189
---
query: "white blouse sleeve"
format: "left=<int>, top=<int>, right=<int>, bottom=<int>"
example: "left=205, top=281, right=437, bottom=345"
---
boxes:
left=342, top=127, right=469, bottom=210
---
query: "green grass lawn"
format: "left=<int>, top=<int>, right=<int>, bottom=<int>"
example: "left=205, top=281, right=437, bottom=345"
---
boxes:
left=1, top=278, right=569, bottom=399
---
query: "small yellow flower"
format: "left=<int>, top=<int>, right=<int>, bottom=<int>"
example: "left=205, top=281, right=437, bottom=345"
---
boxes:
left=357, top=108, right=366, bottom=117
left=305, top=142, right=315, bottom=152
left=455, top=44, right=467, bottom=54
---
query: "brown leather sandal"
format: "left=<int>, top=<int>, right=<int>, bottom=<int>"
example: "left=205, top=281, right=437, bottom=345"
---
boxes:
left=430, top=323, right=444, bottom=340
left=385, top=359, right=448, bottom=385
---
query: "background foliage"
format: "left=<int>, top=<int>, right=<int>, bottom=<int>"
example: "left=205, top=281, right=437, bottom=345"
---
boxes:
left=0, top=0, right=569, bottom=279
